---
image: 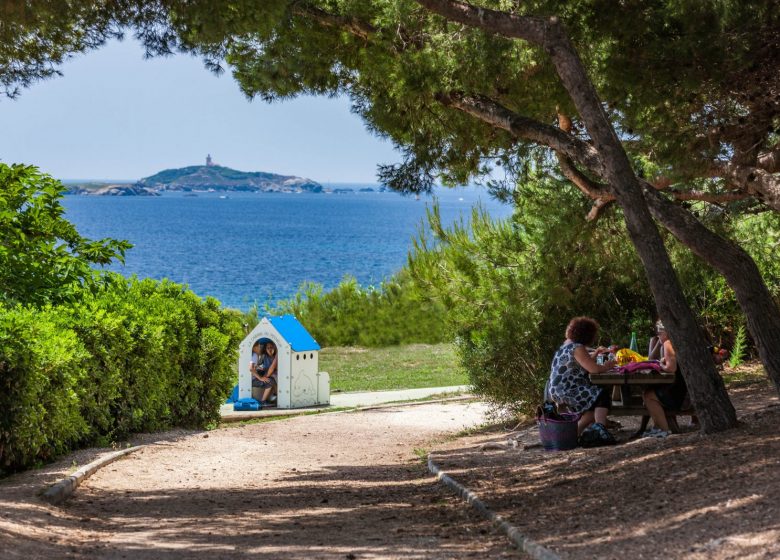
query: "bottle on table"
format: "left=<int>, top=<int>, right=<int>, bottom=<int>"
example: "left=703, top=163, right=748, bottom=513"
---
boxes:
left=629, top=331, right=638, bottom=353
left=607, top=344, right=618, bottom=362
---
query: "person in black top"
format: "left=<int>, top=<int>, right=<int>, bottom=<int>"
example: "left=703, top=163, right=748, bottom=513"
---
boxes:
left=642, top=320, right=688, bottom=437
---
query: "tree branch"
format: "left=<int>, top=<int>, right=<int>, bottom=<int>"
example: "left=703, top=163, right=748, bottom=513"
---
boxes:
left=443, top=93, right=754, bottom=210
left=293, top=5, right=375, bottom=40
left=415, top=0, right=550, bottom=44
left=719, top=162, right=780, bottom=212
left=436, top=92, right=604, bottom=175
left=757, top=143, right=780, bottom=173
left=668, top=190, right=752, bottom=204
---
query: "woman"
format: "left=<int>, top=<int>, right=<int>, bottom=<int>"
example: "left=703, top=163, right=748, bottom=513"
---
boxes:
left=250, top=341, right=266, bottom=381
left=547, top=316, right=617, bottom=445
left=254, top=340, right=278, bottom=406
left=642, top=320, right=689, bottom=438
left=250, top=341, right=271, bottom=402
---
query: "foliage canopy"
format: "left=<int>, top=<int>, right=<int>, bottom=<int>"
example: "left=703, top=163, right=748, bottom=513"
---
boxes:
left=0, top=164, right=131, bottom=306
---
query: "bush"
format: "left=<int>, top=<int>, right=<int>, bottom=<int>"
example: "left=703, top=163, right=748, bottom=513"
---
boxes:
left=406, top=177, right=773, bottom=413
left=0, top=306, right=90, bottom=470
left=0, top=275, right=243, bottom=475
left=270, top=271, right=448, bottom=347
left=0, top=165, right=244, bottom=475
left=0, top=164, right=130, bottom=306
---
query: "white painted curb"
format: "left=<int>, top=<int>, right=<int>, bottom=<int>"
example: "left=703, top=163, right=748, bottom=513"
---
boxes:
left=428, top=455, right=562, bottom=560
left=42, top=445, right=145, bottom=505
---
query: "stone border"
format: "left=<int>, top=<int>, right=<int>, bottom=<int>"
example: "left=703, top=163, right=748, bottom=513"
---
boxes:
left=41, top=445, right=145, bottom=505
left=428, top=455, right=562, bottom=560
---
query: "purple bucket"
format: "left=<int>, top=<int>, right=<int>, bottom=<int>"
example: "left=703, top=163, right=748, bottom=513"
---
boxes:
left=537, top=412, right=579, bottom=451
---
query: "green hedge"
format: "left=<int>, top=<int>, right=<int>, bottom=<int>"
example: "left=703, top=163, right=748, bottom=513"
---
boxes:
left=0, top=275, right=243, bottom=475
left=270, top=272, right=448, bottom=347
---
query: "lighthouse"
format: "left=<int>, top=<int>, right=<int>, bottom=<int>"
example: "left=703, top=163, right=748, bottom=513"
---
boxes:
left=206, top=154, right=215, bottom=166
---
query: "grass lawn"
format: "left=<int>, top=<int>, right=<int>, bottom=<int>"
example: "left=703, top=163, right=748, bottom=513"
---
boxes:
left=320, top=343, right=469, bottom=392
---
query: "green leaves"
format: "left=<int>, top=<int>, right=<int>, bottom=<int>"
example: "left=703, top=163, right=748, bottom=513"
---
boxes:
left=272, top=271, right=448, bottom=347
left=0, top=164, right=131, bottom=306
left=0, top=276, right=243, bottom=475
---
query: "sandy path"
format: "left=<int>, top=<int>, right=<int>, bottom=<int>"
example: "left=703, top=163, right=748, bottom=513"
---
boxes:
left=1, top=402, right=518, bottom=559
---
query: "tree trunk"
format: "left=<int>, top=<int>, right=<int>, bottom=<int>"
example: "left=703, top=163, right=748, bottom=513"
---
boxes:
left=540, top=25, right=737, bottom=433
left=643, top=185, right=780, bottom=394
left=443, top=94, right=780, bottom=397
left=414, top=0, right=738, bottom=431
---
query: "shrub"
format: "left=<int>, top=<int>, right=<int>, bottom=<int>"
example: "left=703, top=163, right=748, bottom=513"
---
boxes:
left=0, top=306, right=90, bottom=470
left=0, top=276, right=243, bottom=475
left=0, top=164, right=130, bottom=306
left=406, top=177, right=772, bottom=413
left=0, top=165, right=243, bottom=475
left=271, top=271, right=447, bottom=347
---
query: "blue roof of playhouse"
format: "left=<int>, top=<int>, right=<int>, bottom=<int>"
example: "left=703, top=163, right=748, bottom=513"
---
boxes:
left=268, top=315, right=321, bottom=351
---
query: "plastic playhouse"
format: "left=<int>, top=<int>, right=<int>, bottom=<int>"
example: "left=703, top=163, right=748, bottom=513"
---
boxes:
left=231, top=315, right=330, bottom=411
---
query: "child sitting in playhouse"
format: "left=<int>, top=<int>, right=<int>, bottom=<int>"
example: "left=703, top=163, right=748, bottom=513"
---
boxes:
left=250, top=340, right=278, bottom=407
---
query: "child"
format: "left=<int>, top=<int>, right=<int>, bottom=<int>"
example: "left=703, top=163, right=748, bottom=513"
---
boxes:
left=253, top=340, right=278, bottom=406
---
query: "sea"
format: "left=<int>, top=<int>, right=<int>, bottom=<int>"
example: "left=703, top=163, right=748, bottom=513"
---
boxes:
left=62, top=185, right=513, bottom=311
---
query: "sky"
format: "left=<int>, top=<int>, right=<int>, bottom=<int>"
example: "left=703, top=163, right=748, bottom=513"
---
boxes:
left=0, top=38, right=400, bottom=183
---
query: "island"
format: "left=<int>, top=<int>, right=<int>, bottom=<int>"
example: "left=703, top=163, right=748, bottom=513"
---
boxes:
left=66, top=155, right=324, bottom=196
left=66, top=183, right=160, bottom=196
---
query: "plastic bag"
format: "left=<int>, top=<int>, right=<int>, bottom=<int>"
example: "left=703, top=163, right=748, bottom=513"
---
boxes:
left=615, top=347, right=647, bottom=365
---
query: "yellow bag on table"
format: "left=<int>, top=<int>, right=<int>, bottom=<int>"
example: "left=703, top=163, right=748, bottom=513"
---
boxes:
left=615, top=348, right=647, bottom=366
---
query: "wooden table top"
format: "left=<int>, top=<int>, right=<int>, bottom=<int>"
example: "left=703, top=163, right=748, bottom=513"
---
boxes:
left=589, top=371, right=676, bottom=385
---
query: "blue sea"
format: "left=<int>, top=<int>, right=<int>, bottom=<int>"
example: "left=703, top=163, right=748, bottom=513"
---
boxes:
left=62, top=185, right=512, bottom=311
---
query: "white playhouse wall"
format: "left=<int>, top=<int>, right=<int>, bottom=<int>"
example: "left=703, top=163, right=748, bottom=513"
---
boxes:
left=286, top=350, right=329, bottom=408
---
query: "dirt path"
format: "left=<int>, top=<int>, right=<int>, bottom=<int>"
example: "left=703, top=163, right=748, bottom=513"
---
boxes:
left=1, top=402, right=518, bottom=559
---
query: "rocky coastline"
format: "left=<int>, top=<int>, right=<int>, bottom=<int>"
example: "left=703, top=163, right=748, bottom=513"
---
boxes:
left=66, top=163, right=324, bottom=196
left=67, top=184, right=160, bottom=196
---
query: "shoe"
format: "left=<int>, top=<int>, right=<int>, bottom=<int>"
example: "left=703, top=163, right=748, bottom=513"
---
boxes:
left=578, top=427, right=600, bottom=448
left=591, top=422, right=617, bottom=445
left=269, top=395, right=277, bottom=403
left=578, top=423, right=617, bottom=447
left=641, top=427, right=669, bottom=439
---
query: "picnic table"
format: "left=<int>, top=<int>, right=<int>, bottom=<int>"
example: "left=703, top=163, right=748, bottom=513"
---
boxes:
left=589, top=370, right=694, bottom=436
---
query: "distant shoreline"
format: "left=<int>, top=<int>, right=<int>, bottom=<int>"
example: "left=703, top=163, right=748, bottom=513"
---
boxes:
left=63, top=184, right=386, bottom=196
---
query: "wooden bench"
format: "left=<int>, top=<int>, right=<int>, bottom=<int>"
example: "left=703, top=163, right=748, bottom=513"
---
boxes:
left=608, top=404, right=696, bottom=436
left=589, top=371, right=696, bottom=437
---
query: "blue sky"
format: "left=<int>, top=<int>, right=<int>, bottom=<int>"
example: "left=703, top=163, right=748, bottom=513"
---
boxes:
left=0, top=38, right=399, bottom=183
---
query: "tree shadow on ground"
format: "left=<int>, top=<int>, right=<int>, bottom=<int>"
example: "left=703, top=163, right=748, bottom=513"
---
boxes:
left=1, top=460, right=517, bottom=559
left=431, top=381, right=780, bottom=559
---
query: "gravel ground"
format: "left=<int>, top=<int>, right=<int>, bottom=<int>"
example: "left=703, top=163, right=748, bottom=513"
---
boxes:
left=5, top=378, right=776, bottom=560
left=0, top=401, right=521, bottom=559
left=431, top=378, right=780, bottom=560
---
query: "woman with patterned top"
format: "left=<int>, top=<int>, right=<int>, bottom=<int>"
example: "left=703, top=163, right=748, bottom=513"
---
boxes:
left=547, top=316, right=617, bottom=445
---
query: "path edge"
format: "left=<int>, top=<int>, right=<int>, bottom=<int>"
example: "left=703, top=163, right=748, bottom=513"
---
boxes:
left=41, top=445, right=146, bottom=505
left=427, top=455, right=562, bottom=560
left=220, top=394, right=476, bottom=423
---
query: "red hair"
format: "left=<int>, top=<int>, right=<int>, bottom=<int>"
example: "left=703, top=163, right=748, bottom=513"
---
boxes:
left=565, top=316, right=599, bottom=345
